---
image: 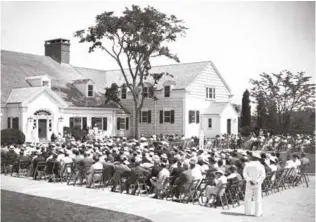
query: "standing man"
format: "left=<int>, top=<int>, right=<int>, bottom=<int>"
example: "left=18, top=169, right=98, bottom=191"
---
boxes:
left=243, top=152, right=266, bottom=217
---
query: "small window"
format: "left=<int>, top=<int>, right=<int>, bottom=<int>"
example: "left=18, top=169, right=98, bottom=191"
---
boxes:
left=164, top=86, right=170, bottom=97
left=121, top=87, right=127, bottom=99
left=189, top=111, right=196, bottom=123
left=208, top=118, right=212, bottom=128
left=42, top=81, right=49, bottom=87
left=143, top=87, right=149, bottom=97
left=164, top=111, right=171, bottom=123
left=88, top=85, right=94, bottom=97
left=206, top=87, right=216, bottom=99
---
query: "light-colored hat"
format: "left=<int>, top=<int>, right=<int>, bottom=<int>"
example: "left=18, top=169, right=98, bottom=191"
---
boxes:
left=215, top=170, right=224, bottom=175
left=252, top=152, right=261, bottom=159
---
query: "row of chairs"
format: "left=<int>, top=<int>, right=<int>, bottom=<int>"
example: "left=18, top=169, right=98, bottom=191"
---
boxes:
left=3, top=160, right=309, bottom=210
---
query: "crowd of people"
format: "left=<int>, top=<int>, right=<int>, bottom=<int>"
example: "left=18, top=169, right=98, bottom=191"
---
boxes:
left=1, top=132, right=312, bottom=215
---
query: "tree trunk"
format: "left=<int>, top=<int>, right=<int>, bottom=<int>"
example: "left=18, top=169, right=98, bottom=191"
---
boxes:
left=134, top=104, right=140, bottom=139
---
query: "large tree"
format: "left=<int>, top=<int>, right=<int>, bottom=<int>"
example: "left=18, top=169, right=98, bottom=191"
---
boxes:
left=256, top=92, right=267, bottom=129
left=240, top=89, right=251, bottom=128
left=74, top=5, right=187, bottom=138
left=250, top=71, right=315, bottom=131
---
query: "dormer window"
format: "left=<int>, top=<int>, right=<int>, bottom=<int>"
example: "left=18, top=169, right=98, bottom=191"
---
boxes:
left=121, top=87, right=127, bottom=99
left=88, top=85, right=94, bottom=97
left=164, top=85, right=171, bottom=97
left=42, top=81, right=49, bottom=87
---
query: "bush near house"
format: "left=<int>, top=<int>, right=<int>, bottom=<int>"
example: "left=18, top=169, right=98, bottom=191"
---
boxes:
left=63, top=127, right=87, bottom=142
left=1, top=129, right=26, bottom=145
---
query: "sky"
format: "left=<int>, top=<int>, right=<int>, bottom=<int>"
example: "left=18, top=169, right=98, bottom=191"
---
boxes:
left=1, top=1, right=315, bottom=104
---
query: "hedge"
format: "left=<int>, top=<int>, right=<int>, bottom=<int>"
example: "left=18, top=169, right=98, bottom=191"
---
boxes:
left=1, top=129, right=26, bottom=145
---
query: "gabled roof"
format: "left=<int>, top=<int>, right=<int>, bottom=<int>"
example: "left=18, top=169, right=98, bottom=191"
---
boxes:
left=72, top=79, right=94, bottom=84
left=1, top=50, right=117, bottom=109
left=7, top=87, right=44, bottom=104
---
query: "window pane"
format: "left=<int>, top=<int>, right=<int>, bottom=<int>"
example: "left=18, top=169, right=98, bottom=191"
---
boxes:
left=189, top=111, right=195, bottom=123
left=208, top=118, right=212, bottom=128
left=142, top=111, right=148, bottom=123
left=88, top=85, right=93, bottom=96
left=122, top=87, right=127, bottom=99
left=164, top=111, right=171, bottom=122
left=206, top=88, right=208, bottom=98
left=74, top=118, right=82, bottom=128
left=213, top=88, right=216, bottom=99
left=92, top=117, right=102, bottom=129
left=209, top=88, right=212, bottom=98
left=119, top=118, right=126, bottom=129
left=164, top=86, right=170, bottom=97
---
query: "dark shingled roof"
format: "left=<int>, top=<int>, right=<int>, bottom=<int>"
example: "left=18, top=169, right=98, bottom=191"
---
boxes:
left=1, top=50, right=117, bottom=109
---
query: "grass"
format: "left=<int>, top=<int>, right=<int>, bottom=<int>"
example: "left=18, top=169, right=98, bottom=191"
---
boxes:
left=1, top=190, right=153, bottom=222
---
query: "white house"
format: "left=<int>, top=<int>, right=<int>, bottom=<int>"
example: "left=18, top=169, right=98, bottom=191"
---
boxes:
left=1, top=38, right=238, bottom=142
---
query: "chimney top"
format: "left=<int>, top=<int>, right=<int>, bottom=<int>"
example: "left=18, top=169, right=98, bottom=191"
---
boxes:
left=45, top=38, right=70, bottom=45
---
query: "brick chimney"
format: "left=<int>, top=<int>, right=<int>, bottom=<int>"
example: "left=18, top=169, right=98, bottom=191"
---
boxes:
left=45, top=38, right=70, bottom=64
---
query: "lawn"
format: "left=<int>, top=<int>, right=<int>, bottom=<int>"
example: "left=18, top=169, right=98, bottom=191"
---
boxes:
left=1, top=190, right=153, bottom=222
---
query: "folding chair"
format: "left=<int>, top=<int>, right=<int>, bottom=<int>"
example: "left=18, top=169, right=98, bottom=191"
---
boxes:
left=87, top=169, right=104, bottom=189
left=293, top=166, right=309, bottom=188
left=60, top=163, right=73, bottom=182
left=102, top=165, right=115, bottom=187
left=262, top=172, right=275, bottom=196
left=33, top=162, right=46, bottom=180
left=209, top=183, right=230, bottom=210
left=17, top=160, right=31, bottom=178
left=195, top=178, right=209, bottom=205
left=132, top=174, right=150, bottom=196
left=227, top=181, right=242, bottom=207
left=180, top=179, right=201, bottom=204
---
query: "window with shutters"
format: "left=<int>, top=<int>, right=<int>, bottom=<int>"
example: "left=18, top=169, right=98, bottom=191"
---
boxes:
left=70, top=117, right=88, bottom=129
left=160, top=110, right=174, bottom=124
left=121, top=87, right=127, bottom=99
left=88, top=85, right=94, bottom=97
left=141, top=111, right=151, bottom=123
left=164, top=85, right=171, bottom=97
left=208, top=118, right=212, bottom=128
left=119, top=118, right=126, bottom=129
left=189, top=110, right=200, bottom=124
left=206, top=87, right=216, bottom=99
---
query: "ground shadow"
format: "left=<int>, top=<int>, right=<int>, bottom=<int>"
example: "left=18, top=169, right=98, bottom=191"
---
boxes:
left=221, top=212, right=251, bottom=217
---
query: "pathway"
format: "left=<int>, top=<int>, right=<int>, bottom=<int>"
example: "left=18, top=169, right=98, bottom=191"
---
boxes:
left=1, top=175, right=315, bottom=222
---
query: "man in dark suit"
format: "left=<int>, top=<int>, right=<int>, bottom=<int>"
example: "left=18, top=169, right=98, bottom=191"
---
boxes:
left=173, top=161, right=193, bottom=198
left=111, top=155, right=131, bottom=192
left=126, top=157, right=151, bottom=194
left=170, top=161, right=184, bottom=185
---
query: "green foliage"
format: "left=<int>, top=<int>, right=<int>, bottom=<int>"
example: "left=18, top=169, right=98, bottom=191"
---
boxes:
left=1, top=129, right=25, bottom=145
left=250, top=71, right=315, bottom=131
left=256, top=92, right=267, bottom=129
left=74, top=5, right=187, bottom=138
left=241, top=89, right=251, bottom=127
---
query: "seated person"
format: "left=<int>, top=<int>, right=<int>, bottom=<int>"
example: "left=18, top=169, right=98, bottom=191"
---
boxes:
left=226, top=165, right=243, bottom=183
left=173, top=160, right=193, bottom=198
left=111, top=155, right=131, bottom=192
left=150, top=160, right=170, bottom=198
left=205, top=170, right=227, bottom=206
left=86, top=155, right=104, bottom=188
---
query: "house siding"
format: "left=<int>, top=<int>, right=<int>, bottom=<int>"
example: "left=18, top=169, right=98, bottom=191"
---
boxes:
left=121, top=89, right=185, bottom=136
left=186, top=64, right=230, bottom=102
left=201, top=114, right=221, bottom=138
left=220, top=105, right=239, bottom=135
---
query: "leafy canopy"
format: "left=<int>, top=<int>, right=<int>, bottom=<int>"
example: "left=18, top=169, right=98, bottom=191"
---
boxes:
left=74, top=5, right=187, bottom=108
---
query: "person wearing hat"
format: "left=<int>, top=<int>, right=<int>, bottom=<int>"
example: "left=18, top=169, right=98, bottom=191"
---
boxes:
left=5, top=145, right=18, bottom=173
left=205, top=169, right=227, bottom=206
left=32, top=150, right=46, bottom=180
left=126, top=157, right=151, bottom=195
left=150, top=160, right=170, bottom=199
left=111, top=155, right=131, bottom=192
left=243, top=152, right=266, bottom=217
left=226, top=165, right=242, bottom=183
left=86, top=155, right=104, bottom=188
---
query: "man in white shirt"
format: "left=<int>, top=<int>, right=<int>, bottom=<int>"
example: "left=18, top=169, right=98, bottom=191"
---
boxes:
left=86, top=155, right=103, bottom=188
left=243, top=152, right=266, bottom=217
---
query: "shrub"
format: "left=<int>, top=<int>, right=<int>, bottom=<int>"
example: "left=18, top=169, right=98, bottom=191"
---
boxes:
left=63, top=127, right=87, bottom=141
left=240, top=126, right=253, bottom=137
left=1, top=129, right=26, bottom=145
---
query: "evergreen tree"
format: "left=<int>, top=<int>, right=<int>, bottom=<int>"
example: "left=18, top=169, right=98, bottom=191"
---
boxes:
left=241, top=89, right=251, bottom=127
left=256, top=93, right=267, bottom=129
